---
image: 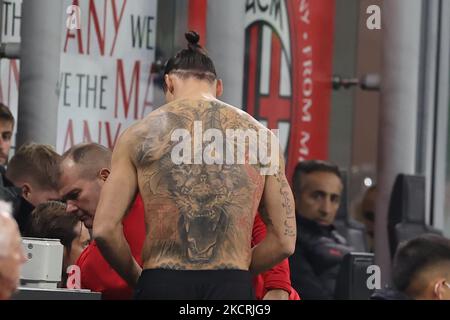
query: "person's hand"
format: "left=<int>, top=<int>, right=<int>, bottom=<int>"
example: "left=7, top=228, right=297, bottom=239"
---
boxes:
left=0, top=213, right=26, bottom=300
left=0, top=270, right=20, bottom=300
left=263, top=289, right=289, bottom=300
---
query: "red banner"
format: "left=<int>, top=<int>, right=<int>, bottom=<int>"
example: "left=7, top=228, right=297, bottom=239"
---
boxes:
left=286, top=0, right=335, bottom=181
left=243, top=0, right=335, bottom=182
left=188, top=0, right=207, bottom=46
left=187, top=0, right=336, bottom=182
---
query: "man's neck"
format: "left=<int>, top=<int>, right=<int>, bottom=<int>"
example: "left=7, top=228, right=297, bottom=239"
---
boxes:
left=174, top=91, right=216, bottom=101
left=172, top=80, right=217, bottom=101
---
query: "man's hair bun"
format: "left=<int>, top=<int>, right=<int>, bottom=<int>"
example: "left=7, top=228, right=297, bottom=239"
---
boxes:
left=185, top=31, right=200, bottom=49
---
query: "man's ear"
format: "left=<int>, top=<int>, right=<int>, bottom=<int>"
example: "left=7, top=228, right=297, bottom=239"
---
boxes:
left=165, top=74, right=175, bottom=94
left=98, top=168, right=110, bottom=181
left=434, top=280, right=447, bottom=300
left=21, top=183, right=32, bottom=201
left=216, top=79, right=223, bottom=97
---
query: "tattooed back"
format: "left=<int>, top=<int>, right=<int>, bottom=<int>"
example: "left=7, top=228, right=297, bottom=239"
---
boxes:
left=130, top=98, right=269, bottom=271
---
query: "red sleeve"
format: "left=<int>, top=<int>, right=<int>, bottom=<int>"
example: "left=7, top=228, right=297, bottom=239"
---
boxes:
left=76, top=194, right=146, bottom=300
left=122, top=194, right=146, bottom=265
left=251, top=212, right=266, bottom=247
left=252, top=213, right=293, bottom=299
left=76, top=241, right=133, bottom=299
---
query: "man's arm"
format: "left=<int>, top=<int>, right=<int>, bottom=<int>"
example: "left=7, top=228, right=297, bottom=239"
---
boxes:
left=252, top=213, right=291, bottom=300
left=263, top=289, right=290, bottom=300
left=93, top=129, right=141, bottom=288
left=262, top=258, right=292, bottom=300
left=250, top=150, right=296, bottom=275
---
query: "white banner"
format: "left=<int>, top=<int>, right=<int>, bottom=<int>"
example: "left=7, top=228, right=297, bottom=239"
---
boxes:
left=57, top=0, right=157, bottom=152
left=0, top=0, right=21, bottom=154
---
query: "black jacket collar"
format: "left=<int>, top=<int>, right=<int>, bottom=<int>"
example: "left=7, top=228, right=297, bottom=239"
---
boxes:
left=0, top=173, right=35, bottom=235
left=296, top=214, right=336, bottom=233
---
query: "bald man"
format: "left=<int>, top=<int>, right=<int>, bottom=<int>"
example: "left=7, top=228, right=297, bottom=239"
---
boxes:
left=58, top=143, right=145, bottom=299
left=0, top=202, right=27, bottom=300
left=59, top=143, right=113, bottom=229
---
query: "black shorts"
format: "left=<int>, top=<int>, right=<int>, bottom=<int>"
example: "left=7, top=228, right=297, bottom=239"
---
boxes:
left=134, top=269, right=255, bottom=300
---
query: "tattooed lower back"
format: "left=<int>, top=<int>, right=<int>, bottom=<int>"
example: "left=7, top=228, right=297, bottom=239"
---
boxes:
left=133, top=99, right=267, bottom=271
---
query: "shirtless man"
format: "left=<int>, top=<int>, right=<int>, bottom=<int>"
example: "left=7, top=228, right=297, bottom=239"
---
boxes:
left=93, top=31, right=296, bottom=299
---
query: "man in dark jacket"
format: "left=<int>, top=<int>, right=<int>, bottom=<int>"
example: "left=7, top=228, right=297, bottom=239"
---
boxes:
left=0, top=172, right=31, bottom=234
left=0, top=143, right=61, bottom=234
left=289, top=160, right=353, bottom=299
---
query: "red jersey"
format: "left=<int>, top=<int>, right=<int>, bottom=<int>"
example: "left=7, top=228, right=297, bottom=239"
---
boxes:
left=76, top=194, right=145, bottom=300
left=252, top=213, right=300, bottom=300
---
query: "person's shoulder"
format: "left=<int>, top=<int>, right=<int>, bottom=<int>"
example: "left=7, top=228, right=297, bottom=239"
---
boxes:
left=138, top=100, right=195, bottom=128
left=120, top=105, right=170, bottom=141
left=215, top=100, right=270, bottom=130
left=216, top=100, right=254, bottom=118
left=135, top=105, right=169, bottom=125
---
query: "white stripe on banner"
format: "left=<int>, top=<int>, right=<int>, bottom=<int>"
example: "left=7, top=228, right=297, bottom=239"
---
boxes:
left=259, top=25, right=272, bottom=96
left=278, top=121, right=290, bottom=154
left=279, top=51, right=291, bottom=97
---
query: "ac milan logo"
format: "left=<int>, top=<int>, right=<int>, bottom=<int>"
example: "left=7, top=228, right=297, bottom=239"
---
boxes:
left=243, top=0, right=336, bottom=181
left=243, top=0, right=292, bottom=158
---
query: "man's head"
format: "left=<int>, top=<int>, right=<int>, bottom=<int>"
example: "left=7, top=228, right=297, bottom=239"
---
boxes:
left=393, top=234, right=450, bottom=300
left=163, top=31, right=223, bottom=102
left=292, top=160, right=343, bottom=226
left=0, top=104, right=14, bottom=166
left=5, top=143, right=61, bottom=207
left=0, top=203, right=27, bottom=300
left=59, top=143, right=111, bottom=229
left=28, top=201, right=90, bottom=278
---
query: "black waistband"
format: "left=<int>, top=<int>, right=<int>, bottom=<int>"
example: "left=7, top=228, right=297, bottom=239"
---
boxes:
left=140, top=268, right=252, bottom=283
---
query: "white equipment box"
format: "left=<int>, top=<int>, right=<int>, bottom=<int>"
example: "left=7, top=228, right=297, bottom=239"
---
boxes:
left=21, top=237, right=64, bottom=289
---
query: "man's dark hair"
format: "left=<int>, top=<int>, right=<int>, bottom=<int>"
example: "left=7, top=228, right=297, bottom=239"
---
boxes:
left=6, top=143, right=61, bottom=190
left=291, top=160, right=342, bottom=196
left=28, top=201, right=80, bottom=250
left=163, top=31, right=217, bottom=91
left=0, top=103, right=14, bottom=125
left=392, top=234, right=450, bottom=292
left=61, top=143, right=111, bottom=180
